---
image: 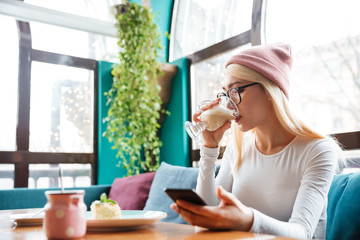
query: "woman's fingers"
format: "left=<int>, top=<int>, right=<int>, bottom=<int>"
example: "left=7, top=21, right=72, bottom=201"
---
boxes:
left=171, top=201, right=220, bottom=229
left=216, top=121, right=232, bottom=135
left=199, top=98, right=221, bottom=111
left=175, top=200, right=210, bottom=216
left=171, top=188, right=254, bottom=231
left=193, top=99, right=221, bottom=123
left=193, top=110, right=203, bottom=122
left=216, top=186, right=254, bottom=231
left=171, top=193, right=253, bottom=231
left=217, top=186, right=240, bottom=206
left=208, top=121, right=231, bottom=142
left=170, top=203, right=179, bottom=212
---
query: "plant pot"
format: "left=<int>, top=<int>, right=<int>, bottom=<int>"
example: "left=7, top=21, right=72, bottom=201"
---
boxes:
left=158, top=63, right=178, bottom=125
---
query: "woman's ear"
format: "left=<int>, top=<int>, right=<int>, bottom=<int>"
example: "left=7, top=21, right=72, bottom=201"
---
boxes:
left=262, top=88, right=272, bottom=101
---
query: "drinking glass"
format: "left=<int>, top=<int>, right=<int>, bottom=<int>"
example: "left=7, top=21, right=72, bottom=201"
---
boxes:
left=185, top=96, right=239, bottom=143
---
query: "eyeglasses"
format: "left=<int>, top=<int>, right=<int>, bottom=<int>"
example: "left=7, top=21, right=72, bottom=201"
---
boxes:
left=217, top=83, right=259, bottom=105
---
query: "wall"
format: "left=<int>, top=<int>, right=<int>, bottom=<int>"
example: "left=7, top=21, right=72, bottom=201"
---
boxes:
left=97, top=0, right=191, bottom=184
left=97, top=58, right=190, bottom=184
left=130, top=0, right=174, bottom=62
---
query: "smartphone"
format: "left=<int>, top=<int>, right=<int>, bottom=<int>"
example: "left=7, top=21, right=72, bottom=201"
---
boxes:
left=164, top=188, right=207, bottom=206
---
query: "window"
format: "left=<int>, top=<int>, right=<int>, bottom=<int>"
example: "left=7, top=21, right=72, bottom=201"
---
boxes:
left=265, top=0, right=360, bottom=135
left=0, top=164, right=15, bottom=189
left=170, top=0, right=252, bottom=61
left=25, top=0, right=119, bottom=22
left=30, top=22, right=118, bottom=61
left=0, top=15, right=18, bottom=151
left=191, top=44, right=250, bottom=149
left=29, top=164, right=91, bottom=189
left=172, top=0, right=360, bottom=170
left=0, top=0, right=126, bottom=188
left=0, top=16, right=98, bottom=189
left=171, top=0, right=255, bottom=153
left=265, top=0, right=360, bottom=172
left=0, top=15, right=18, bottom=188
left=29, top=62, right=94, bottom=153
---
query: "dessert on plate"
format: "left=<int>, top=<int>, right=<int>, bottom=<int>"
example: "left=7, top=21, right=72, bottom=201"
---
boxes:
left=90, top=193, right=121, bottom=219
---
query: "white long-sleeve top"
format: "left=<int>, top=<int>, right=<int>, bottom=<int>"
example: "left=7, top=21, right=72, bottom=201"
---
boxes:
left=196, top=134, right=337, bottom=239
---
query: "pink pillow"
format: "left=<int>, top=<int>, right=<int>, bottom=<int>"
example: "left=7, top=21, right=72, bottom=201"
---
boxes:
left=108, top=172, right=156, bottom=210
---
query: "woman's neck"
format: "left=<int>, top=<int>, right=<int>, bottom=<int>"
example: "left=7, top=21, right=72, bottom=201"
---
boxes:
left=254, top=114, right=296, bottom=155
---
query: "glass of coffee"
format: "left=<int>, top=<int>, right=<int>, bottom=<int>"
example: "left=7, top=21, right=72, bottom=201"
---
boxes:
left=185, top=96, right=239, bottom=143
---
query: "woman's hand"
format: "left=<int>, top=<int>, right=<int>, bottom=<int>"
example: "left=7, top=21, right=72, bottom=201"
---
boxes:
left=193, top=99, right=232, bottom=148
left=170, top=186, right=254, bottom=231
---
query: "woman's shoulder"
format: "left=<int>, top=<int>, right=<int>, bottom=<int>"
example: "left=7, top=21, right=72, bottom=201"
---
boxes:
left=294, top=136, right=338, bottom=152
left=294, top=136, right=339, bottom=169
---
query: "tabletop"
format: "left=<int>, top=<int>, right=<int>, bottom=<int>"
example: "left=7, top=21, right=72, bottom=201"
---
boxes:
left=0, top=208, right=296, bottom=240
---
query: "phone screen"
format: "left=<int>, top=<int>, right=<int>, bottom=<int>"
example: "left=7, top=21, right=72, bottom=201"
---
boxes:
left=164, top=188, right=207, bottom=206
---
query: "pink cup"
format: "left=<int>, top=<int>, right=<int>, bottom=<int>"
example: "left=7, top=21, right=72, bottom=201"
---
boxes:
left=43, top=190, right=87, bottom=239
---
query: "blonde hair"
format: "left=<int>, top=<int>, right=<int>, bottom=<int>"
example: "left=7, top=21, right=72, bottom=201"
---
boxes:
left=225, top=64, right=343, bottom=170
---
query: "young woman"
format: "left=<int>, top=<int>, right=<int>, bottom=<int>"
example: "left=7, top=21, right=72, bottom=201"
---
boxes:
left=171, top=43, right=340, bottom=239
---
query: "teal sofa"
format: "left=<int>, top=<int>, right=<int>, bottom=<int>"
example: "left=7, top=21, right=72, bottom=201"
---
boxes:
left=0, top=166, right=359, bottom=240
left=326, top=172, right=360, bottom=240
left=0, top=185, right=111, bottom=210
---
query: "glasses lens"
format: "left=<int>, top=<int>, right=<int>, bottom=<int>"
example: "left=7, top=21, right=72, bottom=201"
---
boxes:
left=217, top=92, right=226, bottom=98
left=228, top=88, right=240, bottom=104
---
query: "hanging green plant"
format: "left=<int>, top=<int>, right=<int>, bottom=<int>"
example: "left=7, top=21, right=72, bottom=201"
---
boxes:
left=104, top=0, right=164, bottom=176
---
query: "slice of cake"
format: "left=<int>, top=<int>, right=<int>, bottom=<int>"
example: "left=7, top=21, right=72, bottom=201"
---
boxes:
left=90, top=193, right=121, bottom=219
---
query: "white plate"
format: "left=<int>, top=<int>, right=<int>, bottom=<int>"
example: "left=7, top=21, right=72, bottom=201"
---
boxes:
left=86, top=210, right=167, bottom=232
left=0, top=220, right=17, bottom=232
left=9, top=212, right=44, bottom=227
left=9, top=210, right=167, bottom=230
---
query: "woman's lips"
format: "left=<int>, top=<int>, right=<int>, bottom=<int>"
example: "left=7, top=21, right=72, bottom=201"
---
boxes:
left=235, top=116, right=241, bottom=122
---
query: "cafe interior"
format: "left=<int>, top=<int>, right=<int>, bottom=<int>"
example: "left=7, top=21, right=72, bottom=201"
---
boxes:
left=0, top=0, right=359, bottom=239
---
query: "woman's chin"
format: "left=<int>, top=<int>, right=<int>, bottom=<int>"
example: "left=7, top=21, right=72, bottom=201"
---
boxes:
left=235, top=122, right=251, bottom=132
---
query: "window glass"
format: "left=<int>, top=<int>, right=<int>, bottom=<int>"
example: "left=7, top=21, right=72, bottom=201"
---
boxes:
left=30, top=22, right=118, bottom=61
left=341, top=150, right=360, bottom=173
left=29, top=62, right=94, bottom=153
left=0, top=164, right=15, bottom=189
left=191, top=44, right=251, bottom=149
left=28, top=164, right=91, bottom=189
left=25, top=0, right=122, bottom=22
left=0, top=16, right=18, bottom=151
left=170, top=0, right=252, bottom=61
left=265, top=0, right=360, bottom=134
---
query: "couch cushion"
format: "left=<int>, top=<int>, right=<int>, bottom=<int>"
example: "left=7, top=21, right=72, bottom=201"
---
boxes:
left=144, top=162, right=199, bottom=224
left=0, top=185, right=111, bottom=210
left=109, top=172, right=156, bottom=210
left=326, top=172, right=360, bottom=240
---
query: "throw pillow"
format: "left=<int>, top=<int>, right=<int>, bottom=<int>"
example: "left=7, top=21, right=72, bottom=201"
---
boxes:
left=108, top=171, right=156, bottom=210
left=143, top=162, right=199, bottom=224
left=326, top=172, right=360, bottom=240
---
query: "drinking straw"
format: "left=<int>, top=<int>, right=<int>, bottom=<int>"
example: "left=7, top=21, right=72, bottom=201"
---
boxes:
left=59, top=164, right=64, bottom=193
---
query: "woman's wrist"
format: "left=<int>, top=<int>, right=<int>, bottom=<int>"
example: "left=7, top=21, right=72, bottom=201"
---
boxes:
left=243, top=207, right=255, bottom=232
left=200, top=145, right=220, bottom=159
left=203, top=143, right=219, bottom=148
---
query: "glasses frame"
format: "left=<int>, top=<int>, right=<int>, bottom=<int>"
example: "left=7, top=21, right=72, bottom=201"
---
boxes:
left=217, top=83, right=259, bottom=104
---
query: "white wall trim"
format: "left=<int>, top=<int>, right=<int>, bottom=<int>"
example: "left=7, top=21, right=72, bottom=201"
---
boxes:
left=0, top=0, right=117, bottom=37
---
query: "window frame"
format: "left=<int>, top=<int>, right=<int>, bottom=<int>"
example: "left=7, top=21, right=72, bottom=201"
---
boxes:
left=182, top=0, right=360, bottom=163
left=0, top=20, right=98, bottom=188
left=181, top=0, right=263, bottom=162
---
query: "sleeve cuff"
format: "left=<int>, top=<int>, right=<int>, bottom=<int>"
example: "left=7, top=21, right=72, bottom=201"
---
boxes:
left=200, top=145, right=220, bottom=158
left=249, top=208, right=261, bottom=233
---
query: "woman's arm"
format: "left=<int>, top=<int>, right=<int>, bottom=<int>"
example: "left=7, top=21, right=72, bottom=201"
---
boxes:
left=175, top=139, right=337, bottom=239
left=196, top=141, right=235, bottom=206
left=172, top=186, right=253, bottom=231
left=250, top=140, right=337, bottom=239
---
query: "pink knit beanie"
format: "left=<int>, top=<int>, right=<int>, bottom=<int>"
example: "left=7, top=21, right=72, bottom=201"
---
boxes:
left=225, top=43, right=292, bottom=99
